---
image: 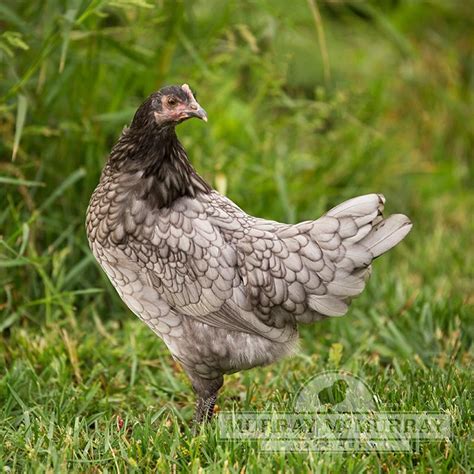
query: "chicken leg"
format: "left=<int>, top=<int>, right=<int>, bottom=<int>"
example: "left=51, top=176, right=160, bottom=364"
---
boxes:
left=189, top=374, right=223, bottom=431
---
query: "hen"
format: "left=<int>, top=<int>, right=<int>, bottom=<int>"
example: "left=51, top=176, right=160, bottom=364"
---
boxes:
left=86, top=84, right=412, bottom=426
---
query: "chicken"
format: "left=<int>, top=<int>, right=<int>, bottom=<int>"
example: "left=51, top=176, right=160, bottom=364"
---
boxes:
left=86, top=84, right=412, bottom=426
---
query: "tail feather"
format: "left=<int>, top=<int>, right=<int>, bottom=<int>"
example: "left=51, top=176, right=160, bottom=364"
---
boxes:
left=326, top=193, right=385, bottom=218
left=360, top=214, right=412, bottom=258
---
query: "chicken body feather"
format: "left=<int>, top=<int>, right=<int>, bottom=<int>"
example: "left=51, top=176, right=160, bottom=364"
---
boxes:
left=87, top=163, right=411, bottom=379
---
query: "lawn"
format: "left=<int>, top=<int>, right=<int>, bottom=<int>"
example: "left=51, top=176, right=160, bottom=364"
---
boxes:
left=0, top=0, right=473, bottom=472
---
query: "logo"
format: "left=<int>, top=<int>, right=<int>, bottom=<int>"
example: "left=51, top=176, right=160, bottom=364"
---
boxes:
left=218, top=371, right=451, bottom=452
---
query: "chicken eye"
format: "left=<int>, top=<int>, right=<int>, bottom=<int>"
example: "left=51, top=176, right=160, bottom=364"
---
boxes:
left=167, top=97, right=178, bottom=107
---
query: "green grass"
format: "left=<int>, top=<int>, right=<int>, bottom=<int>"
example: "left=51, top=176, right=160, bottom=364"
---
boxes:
left=1, top=0, right=473, bottom=472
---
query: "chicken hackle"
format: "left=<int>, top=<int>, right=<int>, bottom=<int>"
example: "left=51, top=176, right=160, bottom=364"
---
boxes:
left=86, top=84, right=412, bottom=426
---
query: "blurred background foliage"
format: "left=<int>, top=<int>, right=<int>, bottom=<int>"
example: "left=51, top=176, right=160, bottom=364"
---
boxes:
left=1, top=0, right=473, bottom=318
left=0, top=0, right=473, bottom=471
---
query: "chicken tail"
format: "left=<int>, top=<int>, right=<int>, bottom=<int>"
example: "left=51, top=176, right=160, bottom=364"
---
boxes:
left=326, top=194, right=413, bottom=258
left=302, top=194, right=412, bottom=320
left=326, top=194, right=412, bottom=258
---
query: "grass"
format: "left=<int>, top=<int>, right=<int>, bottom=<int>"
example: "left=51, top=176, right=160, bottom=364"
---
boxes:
left=0, top=0, right=473, bottom=472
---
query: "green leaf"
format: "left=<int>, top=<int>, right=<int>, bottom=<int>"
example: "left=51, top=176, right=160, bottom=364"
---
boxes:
left=0, top=176, right=44, bottom=187
left=38, top=168, right=86, bottom=212
left=328, top=342, right=344, bottom=367
left=0, top=257, right=31, bottom=268
left=59, top=8, right=78, bottom=73
left=12, top=94, right=28, bottom=161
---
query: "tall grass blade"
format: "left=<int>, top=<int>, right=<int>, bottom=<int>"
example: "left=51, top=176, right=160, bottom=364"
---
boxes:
left=12, top=94, right=27, bottom=161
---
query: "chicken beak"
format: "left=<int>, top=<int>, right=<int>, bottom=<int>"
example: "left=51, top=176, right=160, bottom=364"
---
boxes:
left=181, top=84, right=208, bottom=122
left=196, top=106, right=208, bottom=122
left=186, top=102, right=208, bottom=122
